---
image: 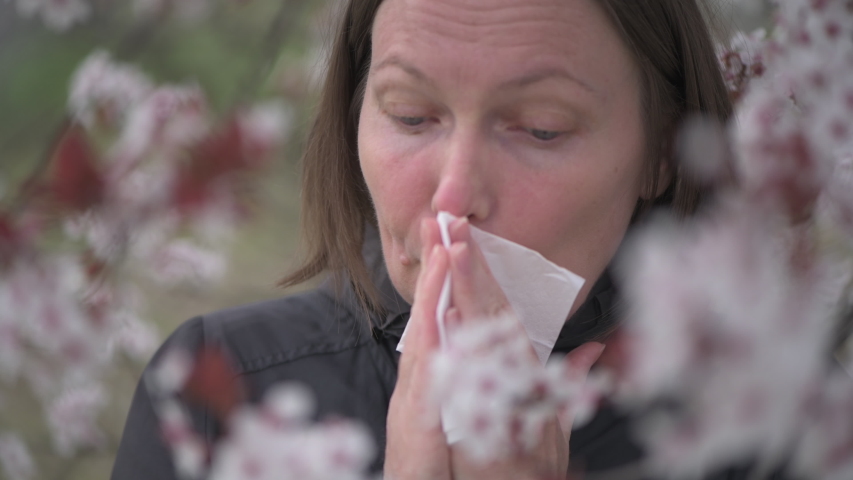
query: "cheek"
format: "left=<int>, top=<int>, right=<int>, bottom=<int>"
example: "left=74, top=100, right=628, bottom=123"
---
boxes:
left=358, top=97, right=436, bottom=301
left=358, top=106, right=433, bottom=234
left=501, top=124, right=646, bottom=280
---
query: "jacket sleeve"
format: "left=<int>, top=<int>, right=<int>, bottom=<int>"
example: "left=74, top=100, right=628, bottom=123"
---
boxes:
left=111, top=317, right=211, bottom=480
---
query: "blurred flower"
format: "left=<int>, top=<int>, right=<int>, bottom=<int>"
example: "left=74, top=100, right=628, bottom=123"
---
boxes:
left=618, top=208, right=842, bottom=477
left=717, top=29, right=766, bottom=101
left=16, top=0, right=91, bottom=32
left=47, top=383, right=108, bottom=456
left=149, top=351, right=375, bottom=480
left=69, top=51, right=153, bottom=130
left=133, top=0, right=213, bottom=22
left=238, top=100, right=294, bottom=158
left=209, top=385, right=375, bottom=480
left=431, top=314, right=608, bottom=463
left=146, top=240, right=226, bottom=285
left=113, top=85, right=210, bottom=161
left=157, top=399, right=207, bottom=479
left=109, top=311, right=160, bottom=361
left=0, top=433, right=35, bottom=480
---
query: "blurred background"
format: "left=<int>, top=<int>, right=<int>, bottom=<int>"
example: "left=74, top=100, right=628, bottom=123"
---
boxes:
left=0, top=0, right=769, bottom=478
left=0, top=0, right=333, bottom=478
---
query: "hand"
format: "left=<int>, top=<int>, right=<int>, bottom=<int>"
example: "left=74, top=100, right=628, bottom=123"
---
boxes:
left=441, top=217, right=605, bottom=480
left=384, top=223, right=453, bottom=480
left=386, top=217, right=604, bottom=480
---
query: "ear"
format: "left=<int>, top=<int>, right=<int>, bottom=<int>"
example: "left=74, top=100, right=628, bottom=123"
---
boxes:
left=640, top=158, right=674, bottom=200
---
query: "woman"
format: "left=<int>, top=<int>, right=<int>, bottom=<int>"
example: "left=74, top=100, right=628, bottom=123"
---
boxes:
left=112, top=0, right=731, bottom=478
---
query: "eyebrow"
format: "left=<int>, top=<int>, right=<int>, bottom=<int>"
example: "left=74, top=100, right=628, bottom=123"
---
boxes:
left=372, top=56, right=598, bottom=95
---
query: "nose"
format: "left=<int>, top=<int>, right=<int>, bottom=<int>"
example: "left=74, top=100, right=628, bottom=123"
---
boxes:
left=430, top=126, right=492, bottom=221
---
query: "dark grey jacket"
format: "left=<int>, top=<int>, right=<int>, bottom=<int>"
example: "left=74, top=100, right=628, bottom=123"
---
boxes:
left=111, top=231, right=787, bottom=480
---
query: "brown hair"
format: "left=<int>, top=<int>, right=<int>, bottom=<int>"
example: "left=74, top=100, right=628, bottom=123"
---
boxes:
left=281, top=0, right=733, bottom=320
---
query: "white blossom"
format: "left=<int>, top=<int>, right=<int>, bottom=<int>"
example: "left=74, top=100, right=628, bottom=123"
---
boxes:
left=113, top=84, right=210, bottom=161
left=208, top=385, right=374, bottom=480
left=16, top=0, right=91, bottom=32
left=69, top=51, right=153, bottom=130
left=617, top=206, right=844, bottom=477
left=109, top=312, right=160, bottom=361
left=431, top=314, right=607, bottom=463
left=238, top=100, right=294, bottom=155
left=147, top=349, right=194, bottom=396
left=157, top=399, right=207, bottom=479
left=46, top=383, right=108, bottom=456
left=147, top=240, right=227, bottom=285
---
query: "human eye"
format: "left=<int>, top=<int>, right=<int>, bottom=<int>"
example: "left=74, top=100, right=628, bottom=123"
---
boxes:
left=394, top=115, right=427, bottom=127
left=526, top=128, right=563, bottom=141
left=506, top=107, right=575, bottom=145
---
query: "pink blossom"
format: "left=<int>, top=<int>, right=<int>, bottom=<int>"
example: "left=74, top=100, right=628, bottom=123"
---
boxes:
left=148, top=349, right=194, bottom=396
left=15, top=0, right=91, bottom=32
left=113, top=85, right=210, bottom=161
left=237, top=101, right=293, bottom=157
left=147, top=240, right=227, bottom=285
left=149, top=352, right=375, bottom=480
left=47, top=383, right=108, bottom=456
left=0, top=433, right=35, bottom=480
left=430, top=314, right=607, bottom=463
left=109, top=312, right=160, bottom=362
left=69, top=51, right=153, bottom=130
left=717, top=29, right=767, bottom=100
left=209, top=385, right=375, bottom=480
left=618, top=204, right=847, bottom=477
left=156, top=399, right=207, bottom=479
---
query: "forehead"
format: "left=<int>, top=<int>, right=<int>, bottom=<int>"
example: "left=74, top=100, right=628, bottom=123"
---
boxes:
left=371, top=0, right=635, bottom=93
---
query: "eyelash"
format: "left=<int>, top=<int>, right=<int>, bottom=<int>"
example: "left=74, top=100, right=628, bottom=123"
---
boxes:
left=526, top=128, right=562, bottom=141
left=390, top=115, right=565, bottom=143
left=395, top=116, right=426, bottom=127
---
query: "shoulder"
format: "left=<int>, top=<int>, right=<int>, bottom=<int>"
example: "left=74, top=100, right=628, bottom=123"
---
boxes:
left=166, top=285, right=377, bottom=376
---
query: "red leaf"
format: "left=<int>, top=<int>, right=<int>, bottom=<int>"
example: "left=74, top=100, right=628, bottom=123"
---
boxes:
left=172, top=120, right=245, bottom=212
left=182, top=346, right=245, bottom=424
left=0, top=213, right=20, bottom=268
left=50, top=126, right=104, bottom=211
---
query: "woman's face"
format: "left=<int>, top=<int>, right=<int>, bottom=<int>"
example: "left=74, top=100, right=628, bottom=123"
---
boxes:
left=358, top=0, right=648, bottom=306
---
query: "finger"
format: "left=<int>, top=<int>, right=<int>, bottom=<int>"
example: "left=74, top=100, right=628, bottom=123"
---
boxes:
left=557, top=342, right=605, bottom=439
left=410, top=246, right=450, bottom=427
left=399, top=244, right=448, bottom=390
left=421, top=216, right=444, bottom=264
left=412, top=245, right=449, bottom=353
left=564, top=341, right=605, bottom=381
left=447, top=215, right=472, bottom=244
left=448, top=235, right=512, bottom=322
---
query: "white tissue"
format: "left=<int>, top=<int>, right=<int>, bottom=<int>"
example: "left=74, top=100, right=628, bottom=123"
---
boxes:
left=397, top=212, right=585, bottom=363
left=395, top=211, right=585, bottom=443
